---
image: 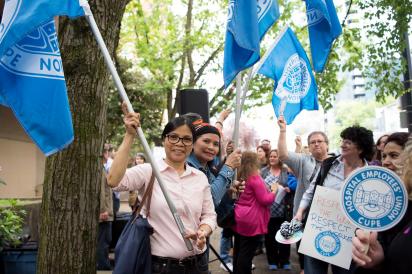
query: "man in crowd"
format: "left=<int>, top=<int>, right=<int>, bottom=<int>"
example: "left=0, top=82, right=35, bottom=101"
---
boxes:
left=277, top=116, right=330, bottom=274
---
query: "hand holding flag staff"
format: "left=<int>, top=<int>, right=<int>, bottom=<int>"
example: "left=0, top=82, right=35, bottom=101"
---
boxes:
left=0, top=0, right=193, bottom=251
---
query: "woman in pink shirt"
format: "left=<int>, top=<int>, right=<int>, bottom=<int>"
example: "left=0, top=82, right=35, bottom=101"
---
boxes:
left=108, top=105, right=216, bottom=274
left=232, top=151, right=278, bottom=274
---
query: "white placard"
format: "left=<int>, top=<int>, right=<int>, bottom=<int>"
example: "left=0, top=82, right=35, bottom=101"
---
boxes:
left=299, top=186, right=355, bottom=269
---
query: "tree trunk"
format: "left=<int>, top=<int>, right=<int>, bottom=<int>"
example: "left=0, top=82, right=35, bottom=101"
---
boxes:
left=37, top=1, right=129, bottom=273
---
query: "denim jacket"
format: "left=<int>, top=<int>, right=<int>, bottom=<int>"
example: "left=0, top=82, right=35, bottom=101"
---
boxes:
left=187, top=154, right=234, bottom=207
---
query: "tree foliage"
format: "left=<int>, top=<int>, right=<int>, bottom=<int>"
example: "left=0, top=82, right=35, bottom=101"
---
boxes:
left=106, top=56, right=164, bottom=147
left=116, top=0, right=411, bottom=129
left=327, top=100, right=378, bottom=150
left=360, top=0, right=412, bottom=101
left=119, top=0, right=224, bottom=121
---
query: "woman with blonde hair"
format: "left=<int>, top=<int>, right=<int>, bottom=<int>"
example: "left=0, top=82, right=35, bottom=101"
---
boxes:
left=232, top=151, right=278, bottom=274
left=352, top=137, right=412, bottom=274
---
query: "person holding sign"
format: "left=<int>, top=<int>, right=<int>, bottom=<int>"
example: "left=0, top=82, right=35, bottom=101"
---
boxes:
left=352, top=136, right=412, bottom=274
left=278, top=115, right=330, bottom=273
left=295, top=126, right=375, bottom=274
left=107, top=106, right=216, bottom=274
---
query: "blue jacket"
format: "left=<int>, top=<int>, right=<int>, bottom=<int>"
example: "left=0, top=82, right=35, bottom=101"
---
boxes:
left=187, top=154, right=234, bottom=207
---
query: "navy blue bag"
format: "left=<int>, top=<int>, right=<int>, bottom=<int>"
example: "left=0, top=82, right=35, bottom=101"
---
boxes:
left=216, top=191, right=236, bottom=228
left=113, top=172, right=155, bottom=274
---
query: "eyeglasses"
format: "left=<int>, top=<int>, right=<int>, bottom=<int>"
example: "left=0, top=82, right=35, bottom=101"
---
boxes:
left=309, top=140, right=325, bottom=145
left=166, top=134, right=193, bottom=146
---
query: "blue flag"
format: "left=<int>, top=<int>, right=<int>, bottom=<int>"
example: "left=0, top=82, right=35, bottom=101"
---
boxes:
left=0, top=0, right=86, bottom=57
left=223, top=0, right=280, bottom=88
left=306, top=0, right=342, bottom=72
left=0, top=0, right=87, bottom=155
left=258, top=27, right=318, bottom=125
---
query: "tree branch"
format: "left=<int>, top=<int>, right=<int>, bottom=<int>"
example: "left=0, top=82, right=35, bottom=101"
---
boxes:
left=193, top=43, right=224, bottom=84
left=184, top=0, right=195, bottom=85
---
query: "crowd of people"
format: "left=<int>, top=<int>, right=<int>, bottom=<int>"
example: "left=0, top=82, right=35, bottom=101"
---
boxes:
left=97, top=105, right=411, bottom=274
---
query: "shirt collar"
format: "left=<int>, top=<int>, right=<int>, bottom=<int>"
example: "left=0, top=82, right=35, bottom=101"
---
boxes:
left=335, top=155, right=369, bottom=166
left=187, top=153, right=206, bottom=171
left=159, top=158, right=198, bottom=177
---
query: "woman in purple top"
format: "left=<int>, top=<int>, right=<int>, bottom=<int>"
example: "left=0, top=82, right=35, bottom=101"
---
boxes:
left=232, top=151, right=278, bottom=274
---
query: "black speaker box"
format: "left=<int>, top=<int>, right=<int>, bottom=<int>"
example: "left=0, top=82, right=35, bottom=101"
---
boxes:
left=178, top=89, right=210, bottom=122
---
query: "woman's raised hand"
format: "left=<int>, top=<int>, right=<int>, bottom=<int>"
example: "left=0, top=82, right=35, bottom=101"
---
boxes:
left=122, top=102, right=140, bottom=136
left=225, top=149, right=242, bottom=169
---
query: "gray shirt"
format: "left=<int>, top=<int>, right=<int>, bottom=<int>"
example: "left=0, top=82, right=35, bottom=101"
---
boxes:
left=283, top=151, right=320, bottom=215
left=299, top=156, right=368, bottom=209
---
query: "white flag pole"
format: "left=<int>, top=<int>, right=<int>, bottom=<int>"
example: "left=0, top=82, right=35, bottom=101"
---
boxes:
left=232, top=73, right=242, bottom=150
left=239, top=26, right=289, bottom=114
left=81, top=3, right=193, bottom=251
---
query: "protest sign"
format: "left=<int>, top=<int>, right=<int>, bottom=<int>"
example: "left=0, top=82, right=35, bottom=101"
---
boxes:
left=341, top=166, right=408, bottom=231
left=299, top=186, right=355, bottom=269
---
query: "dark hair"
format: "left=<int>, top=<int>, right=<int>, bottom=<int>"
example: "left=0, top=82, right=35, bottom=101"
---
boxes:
left=193, top=123, right=221, bottom=141
left=161, top=116, right=195, bottom=140
left=135, top=152, right=146, bottom=162
left=308, top=131, right=329, bottom=145
left=340, top=126, right=374, bottom=161
left=181, top=112, right=203, bottom=124
left=375, top=134, right=389, bottom=161
left=256, top=145, right=269, bottom=165
left=268, top=149, right=283, bottom=168
left=385, top=132, right=410, bottom=149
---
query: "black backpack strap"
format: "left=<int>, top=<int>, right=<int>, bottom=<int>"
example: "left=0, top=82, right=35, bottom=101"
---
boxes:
left=314, top=155, right=339, bottom=187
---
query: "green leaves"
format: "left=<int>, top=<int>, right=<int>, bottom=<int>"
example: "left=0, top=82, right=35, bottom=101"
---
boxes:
left=0, top=200, right=26, bottom=250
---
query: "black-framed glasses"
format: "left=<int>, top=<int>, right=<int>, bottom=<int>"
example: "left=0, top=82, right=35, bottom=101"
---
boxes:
left=166, top=134, right=193, bottom=146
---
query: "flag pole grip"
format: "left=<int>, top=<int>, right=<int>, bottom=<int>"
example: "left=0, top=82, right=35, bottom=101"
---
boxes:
left=83, top=5, right=193, bottom=251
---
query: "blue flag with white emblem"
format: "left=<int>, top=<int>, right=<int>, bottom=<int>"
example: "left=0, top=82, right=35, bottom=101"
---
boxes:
left=306, top=0, right=342, bottom=72
left=258, top=27, right=318, bottom=125
left=223, top=0, right=280, bottom=88
left=0, top=0, right=86, bottom=57
left=0, top=0, right=87, bottom=155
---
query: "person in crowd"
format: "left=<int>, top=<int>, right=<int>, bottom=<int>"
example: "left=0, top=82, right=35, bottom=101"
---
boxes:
left=107, top=104, right=216, bottom=274
left=352, top=137, right=412, bottom=274
left=370, top=134, right=389, bottom=166
left=278, top=115, right=330, bottom=274
left=232, top=151, right=278, bottom=274
left=294, top=125, right=375, bottom=274
left=104, top=144, right=120, bottom=216
left=261, top=139, right=272, bottom=152
left=219, top=139, right=236, bottom=272
left=134, top=152, right=146, bottom=165
left=128, top=152, right=146, bottom=210
left=261, top=149, right=292, bottom=270
left=257, top=145, right=269, bottom=168
left=381, top=132, right=409, bottom=173
left=187, top=122, right=242, bottom=207
left=97, top=146, right=114, bottom=270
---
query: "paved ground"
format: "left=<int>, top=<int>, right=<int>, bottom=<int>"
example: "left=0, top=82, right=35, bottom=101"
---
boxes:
left=97, top=226, right=303, bottom=274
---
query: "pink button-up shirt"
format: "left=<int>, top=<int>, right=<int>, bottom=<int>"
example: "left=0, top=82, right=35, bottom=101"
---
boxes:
left=113, top=160, right=217, bottom=258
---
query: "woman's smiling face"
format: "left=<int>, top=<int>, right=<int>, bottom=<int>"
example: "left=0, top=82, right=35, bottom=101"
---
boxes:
left=193, top=133, right=220, bottom=165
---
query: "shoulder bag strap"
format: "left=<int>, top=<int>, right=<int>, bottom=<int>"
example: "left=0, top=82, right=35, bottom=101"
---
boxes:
left=135, top=171, right=156, bottom=217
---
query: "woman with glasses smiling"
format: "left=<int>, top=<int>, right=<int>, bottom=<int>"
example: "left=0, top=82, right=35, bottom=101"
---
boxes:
left=294, top=125, right=375, bottom=274
left=107, top=104, right=216, bottom=274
